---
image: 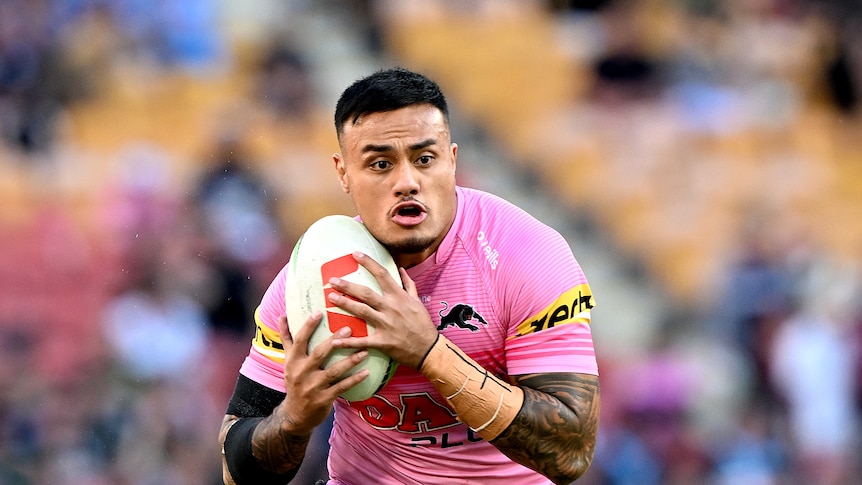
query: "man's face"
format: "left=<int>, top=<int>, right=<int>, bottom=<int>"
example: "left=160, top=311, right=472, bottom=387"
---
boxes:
left=334, top=104, right=458, bottom=268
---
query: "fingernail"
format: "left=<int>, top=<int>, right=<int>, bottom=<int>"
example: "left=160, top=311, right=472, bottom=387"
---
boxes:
left=329, top=277, right=340, bottom=285
left=353, top=251, right=364, bottom=259
left=338, top=326, right=351, bottom=336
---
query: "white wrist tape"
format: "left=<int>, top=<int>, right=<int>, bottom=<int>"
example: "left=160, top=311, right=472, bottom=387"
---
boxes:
left=420, top=335, right=524, bottom=440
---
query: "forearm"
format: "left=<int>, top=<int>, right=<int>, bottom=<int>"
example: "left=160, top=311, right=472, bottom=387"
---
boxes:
left=420, top=335, right=600, bottom=484
left=220, top=411, right=311, bottom=484
left=252, top=404, right=313, bottom=473
left=419, top=335, right=524, bottom=440
left=220, top=416, right=239, bottom=485
left=493, top=373, right=600, bottom=484
left=220, top=375, right=312, bottom=484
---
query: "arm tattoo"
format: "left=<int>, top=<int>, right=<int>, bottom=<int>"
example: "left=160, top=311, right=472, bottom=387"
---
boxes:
left=221, top=375, right=311, bottom=476
left=251, top=413, right=311, bottom=474
left=492, top=373, right=600, bottom=484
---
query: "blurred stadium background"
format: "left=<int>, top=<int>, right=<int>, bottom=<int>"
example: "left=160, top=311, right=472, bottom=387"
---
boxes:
left=1, top=0, right=861, bottom=484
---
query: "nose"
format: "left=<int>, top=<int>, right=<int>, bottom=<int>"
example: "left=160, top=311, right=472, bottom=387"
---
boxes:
left=393, top=162, right=420, bottom=197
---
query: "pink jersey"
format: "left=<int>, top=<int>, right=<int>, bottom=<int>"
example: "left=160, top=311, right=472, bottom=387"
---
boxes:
left=240, top=186, right=598, bottom=484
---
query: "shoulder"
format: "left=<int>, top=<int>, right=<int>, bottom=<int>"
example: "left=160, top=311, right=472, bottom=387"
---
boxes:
left=456, top=186, right=570, bottom=262
left=457, top=186, right=560, bottom=238
left=458, top=186, right=526, bottom=216
left=256, top=263, right=290, bottom=330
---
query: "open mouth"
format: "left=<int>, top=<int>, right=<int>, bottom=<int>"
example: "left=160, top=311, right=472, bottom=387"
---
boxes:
left=397, top=205, right=423, bottom=217
left=391, top=201, right=427, bottom=226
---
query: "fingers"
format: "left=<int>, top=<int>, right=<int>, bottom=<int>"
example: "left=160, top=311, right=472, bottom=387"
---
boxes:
left=327, top=254, right=391, bottom=307
left=306, top=325, right=352, bottom=361
left=285, top=311, right=357, bottom=373
left=353, top=251, right=404, bottom=291
left=277, top=315, right=292, bottom=347
left=322, top=350, right=370, bottom=384
left=289, top=310, right=323, bottom=356
left=327, top=252, right=413, bottom=313
left=282, top=311, right=371, bottom=399
left=326, top=286, right=371, bottom=320
left=327, top=274, right=416, bottom=324
left=307, top=333, right=371, bottom=399
left=333, top=367, right=370, bottom=395
left=399, top=267, right=418, bottom=298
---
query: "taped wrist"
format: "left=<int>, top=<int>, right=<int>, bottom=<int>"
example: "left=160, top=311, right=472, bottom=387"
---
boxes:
left=420, top=335, right=524, bottom=440
left=223, top=417, right=297, bottom=485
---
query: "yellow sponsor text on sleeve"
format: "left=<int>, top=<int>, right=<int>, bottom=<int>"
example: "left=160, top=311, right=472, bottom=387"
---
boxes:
left=251, top=306, right=285, bottom=364
left=513, top=284, right=594, bottom=338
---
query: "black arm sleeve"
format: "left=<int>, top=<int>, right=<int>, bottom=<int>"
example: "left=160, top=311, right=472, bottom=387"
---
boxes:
left=223, top=375, right=298, bottom=484
left=226, top=374, right=286, bottom=417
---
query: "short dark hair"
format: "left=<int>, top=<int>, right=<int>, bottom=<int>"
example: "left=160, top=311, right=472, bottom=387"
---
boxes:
left=334, top=67, right=449, bottom=139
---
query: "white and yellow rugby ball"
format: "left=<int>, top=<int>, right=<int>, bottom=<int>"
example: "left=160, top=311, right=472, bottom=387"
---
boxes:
left=285, top=215, right=399, bottom=401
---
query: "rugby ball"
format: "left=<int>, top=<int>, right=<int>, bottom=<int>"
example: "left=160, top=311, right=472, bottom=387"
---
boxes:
left=284, top=215, right=399, bottom=401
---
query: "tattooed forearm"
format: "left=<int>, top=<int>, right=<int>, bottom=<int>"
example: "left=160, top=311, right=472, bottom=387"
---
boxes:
left=492, top=373, right=600, bottom=484
left=251, top=413, right=311, bottom=474
left=219, top=412, right=311, bottom=480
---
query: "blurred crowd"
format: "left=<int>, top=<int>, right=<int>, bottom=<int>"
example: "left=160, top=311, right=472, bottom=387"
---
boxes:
left=0, top=1, right=861, bottom=484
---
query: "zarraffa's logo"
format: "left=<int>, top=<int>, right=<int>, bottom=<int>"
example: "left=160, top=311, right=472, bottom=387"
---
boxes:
left=437, top=302, right=488, bottom=332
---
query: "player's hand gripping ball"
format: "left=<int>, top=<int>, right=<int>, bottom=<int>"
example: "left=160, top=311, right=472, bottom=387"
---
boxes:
left=285, top=215, right=399, bottom=401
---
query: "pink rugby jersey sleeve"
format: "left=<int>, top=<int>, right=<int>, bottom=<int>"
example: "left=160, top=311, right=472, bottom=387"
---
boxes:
left=238, top=264, right=290, bottom=392
left=500, top=221, right=598, bottom=377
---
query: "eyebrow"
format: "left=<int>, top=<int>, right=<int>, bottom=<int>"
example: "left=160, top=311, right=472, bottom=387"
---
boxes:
left=410, top=138, right=438, bottom=151
left=361, top=138, right=438, bottom=154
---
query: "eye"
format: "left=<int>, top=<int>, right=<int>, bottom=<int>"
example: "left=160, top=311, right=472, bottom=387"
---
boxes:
left=415, top=155, right=434, bottom=166
left=370, top=159, right=392, bottom=170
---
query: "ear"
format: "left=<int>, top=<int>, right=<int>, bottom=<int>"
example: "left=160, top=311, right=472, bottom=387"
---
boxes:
left=451, top=143, right=458, bottom=172
left=333, top=153, right=350, bottom=194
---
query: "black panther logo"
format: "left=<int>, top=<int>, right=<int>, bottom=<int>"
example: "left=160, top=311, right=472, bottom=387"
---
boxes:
left=437, top=302, right=488, bottom=332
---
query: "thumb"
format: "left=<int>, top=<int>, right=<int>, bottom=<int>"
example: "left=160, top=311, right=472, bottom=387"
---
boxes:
left=278, top=315, right=292, bottom=349
left=399, top=267, right=418, bottom=298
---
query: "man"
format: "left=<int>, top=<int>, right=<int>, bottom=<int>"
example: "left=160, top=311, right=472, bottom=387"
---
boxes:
left=219, top=67, right=600, bottom=484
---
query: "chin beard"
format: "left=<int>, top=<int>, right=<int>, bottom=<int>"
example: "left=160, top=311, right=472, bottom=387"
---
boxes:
left=383, top=235, right=437, bottom=255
